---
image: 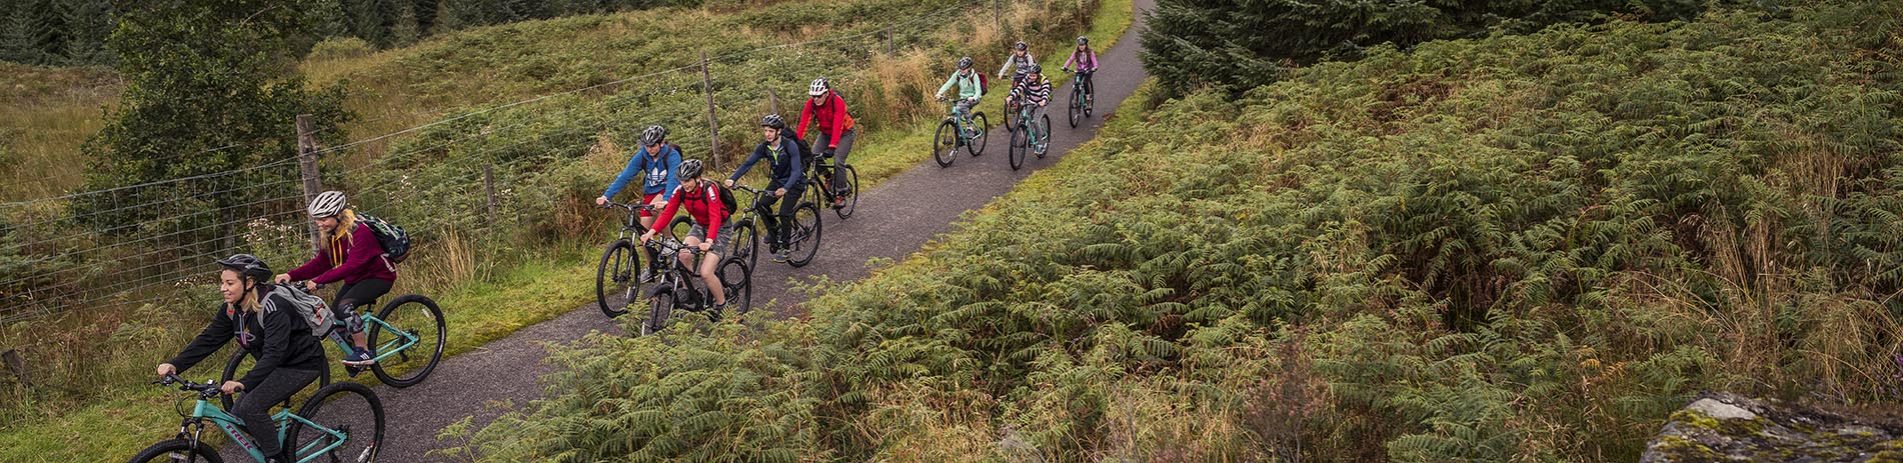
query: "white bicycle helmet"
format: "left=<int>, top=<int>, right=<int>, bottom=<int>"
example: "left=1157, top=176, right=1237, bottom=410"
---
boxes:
left=808, top=77, right=830, bottom=97
left=308, top=190, right=347, bottom=218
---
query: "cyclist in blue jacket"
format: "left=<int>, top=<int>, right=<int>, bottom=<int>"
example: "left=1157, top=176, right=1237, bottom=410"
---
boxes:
left=597, top=125, right=683, bottom=280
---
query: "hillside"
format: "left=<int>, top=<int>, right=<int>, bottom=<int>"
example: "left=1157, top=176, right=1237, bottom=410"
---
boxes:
left=456, top=1, right=1903, bottom=460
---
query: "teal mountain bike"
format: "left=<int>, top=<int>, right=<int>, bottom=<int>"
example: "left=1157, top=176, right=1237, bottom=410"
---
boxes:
left=1007, top=101, right=1051, bottom=171
left=932, top=99, right=989, bottom=167
left=219, top=285, right=444, bottom=410
left=130, top=374, right=384, bottom=463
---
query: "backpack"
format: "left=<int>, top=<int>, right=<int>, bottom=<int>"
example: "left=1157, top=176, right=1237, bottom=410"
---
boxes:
left=354, top=212, right=412, bottom=264
left=977, top=72, right=990, bottom=96
left=780, top=128, right=813, bottom=160
left=712, top=183, right=739, bottom=220
left=261, top=284, right=332, bottom=339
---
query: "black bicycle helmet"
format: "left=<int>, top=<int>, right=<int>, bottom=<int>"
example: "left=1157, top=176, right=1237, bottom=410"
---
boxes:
left=761, top=114, right=786, bottom=129
left=678, top=159, right=704, bottom=179
left=957, top=56, right=974, bottom=69
left=1076, top=36, right=1089, bottom=46
left=1027, top=64, right=1042, bottom=75
left=215, top=254, right=273, bottom=283
left=1014, top=41, right=1027, bottom=51
left=641, top=125, right=667, bottom=146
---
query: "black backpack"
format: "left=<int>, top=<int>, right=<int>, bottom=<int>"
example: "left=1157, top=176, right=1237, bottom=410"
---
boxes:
left=685, top=183, right=740, bottom=220
left=354, top=212, right=412, bottom=264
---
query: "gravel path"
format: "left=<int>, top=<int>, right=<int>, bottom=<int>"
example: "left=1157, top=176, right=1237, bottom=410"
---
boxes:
left=248, top=2, right=1159, bottom=460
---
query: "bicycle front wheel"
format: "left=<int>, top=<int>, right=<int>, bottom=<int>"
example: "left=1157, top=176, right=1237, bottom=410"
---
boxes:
left=933, top=119, right=958, bottom=167
left=787, top=202, right=823, bottom=267
left=1068, top=87, right=1082, bottom=128
left=1036, top=114, right=1052, bottom=159
left=128, top=439, right=222, bottom=463
left=728, top=218, right=761, bottom=273
left=641, top=288, right=677, bottom=336
left=1009, top=121, right=1027, bottom=170
left=595, top=239, right=638, bottom=318
left=969, top=112, right=990, bottom=156
left=834, top=166, right=858, bottom=219
left=369, top=295, right=446, bottom=388
left=290, top=382, right=384, bottom=463
left=219, top=350, right=331, bottom=411
left=718, top=257, right=752, bottom=317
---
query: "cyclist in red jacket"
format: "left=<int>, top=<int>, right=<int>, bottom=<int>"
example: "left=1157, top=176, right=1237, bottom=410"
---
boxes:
left=798, top=77, right=857, bottom=205
left=641, top=159, right=731, bottom=311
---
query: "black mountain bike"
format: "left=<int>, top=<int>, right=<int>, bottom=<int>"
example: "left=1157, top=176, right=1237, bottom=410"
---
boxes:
left=734, top=185, right=821, bottom=267
left=806, top=152, right=858, bottom=219
left=1067, top=70, right=1095, bottom=128
left=638, top=236, right=751, bottom=335
left=597, top=201, right=670, bottom=318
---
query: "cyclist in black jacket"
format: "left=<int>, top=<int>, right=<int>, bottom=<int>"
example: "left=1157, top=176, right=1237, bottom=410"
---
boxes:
left=156, top=255, right=325, bottom=463
left=727, top=114, right=806, bottom=263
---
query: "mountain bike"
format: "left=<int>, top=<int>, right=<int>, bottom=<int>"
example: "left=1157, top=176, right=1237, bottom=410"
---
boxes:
left=1066, top=69, right=1095, bottom=128
left=636, top=236, right=751, bottom=335
left=130, top=374, right=384, bottom=463
left=597, top=201, right=675, bottom=318
left=806, top=151, right=858, bottom=219
left=932, top=98, right=989, bottom=167
left=733, top=185, right=821, bottom=267
left=1007, top=101, right=1052, bottom=171
left=220, top=285, right=444, bottom=409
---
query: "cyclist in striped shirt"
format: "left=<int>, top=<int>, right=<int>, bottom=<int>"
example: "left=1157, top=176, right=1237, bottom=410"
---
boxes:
left=1006, top=64, right=1054, bottom=154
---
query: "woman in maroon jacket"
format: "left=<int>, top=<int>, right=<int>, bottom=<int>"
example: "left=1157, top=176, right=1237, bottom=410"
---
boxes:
left=274, top=190, right=395, bottom=375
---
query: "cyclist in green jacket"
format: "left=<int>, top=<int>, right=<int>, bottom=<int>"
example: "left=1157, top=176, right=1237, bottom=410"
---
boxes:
left=935, top=56, right=985, bottom=140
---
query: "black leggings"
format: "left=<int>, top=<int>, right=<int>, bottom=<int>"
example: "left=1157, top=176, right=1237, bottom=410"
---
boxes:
left=332, top=278, right=392, bottom=334
left=233, top=367, right=321, bottom=457
left=752, top=185, right=806, bottom=247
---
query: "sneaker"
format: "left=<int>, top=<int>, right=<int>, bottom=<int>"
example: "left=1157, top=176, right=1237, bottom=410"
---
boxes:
left=638, top=268, right=654, bottom=283
left=342, top=347, right=376, bottom=377
left=772, top=250, right=789, bottom=263
left=833, top=196, right=847, bottom=208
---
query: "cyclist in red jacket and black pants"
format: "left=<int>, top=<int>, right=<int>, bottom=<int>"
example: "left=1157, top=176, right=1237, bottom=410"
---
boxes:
left=799, top=77, right=855, bottom=204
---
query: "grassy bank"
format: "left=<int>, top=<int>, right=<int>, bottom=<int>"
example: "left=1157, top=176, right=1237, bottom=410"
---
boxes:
left=452, top=0, right=1903, bottom=460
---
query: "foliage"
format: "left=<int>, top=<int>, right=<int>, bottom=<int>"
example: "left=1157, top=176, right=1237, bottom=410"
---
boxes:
left=465, top=0, right=1903, bottom=461
left=1138, top=0, right=1723, bottom=97
left=0, top=0, right=115, bottom=66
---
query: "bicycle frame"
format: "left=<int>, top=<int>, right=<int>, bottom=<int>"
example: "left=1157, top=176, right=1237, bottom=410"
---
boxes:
left=358, top=313, right=419, bottom=364
left=947, top=101, right=981, bottom=138
left=650, top=238, right=718, bottom=310
left=176, top=396, right=346, bottom=463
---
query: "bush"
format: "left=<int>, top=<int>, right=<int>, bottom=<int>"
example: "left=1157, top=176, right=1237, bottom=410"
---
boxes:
left=306, top=36, right=375, bottom=61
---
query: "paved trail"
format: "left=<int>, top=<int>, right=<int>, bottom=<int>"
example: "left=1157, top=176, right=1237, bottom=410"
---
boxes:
left=249, top=2, right=1158, bottom=460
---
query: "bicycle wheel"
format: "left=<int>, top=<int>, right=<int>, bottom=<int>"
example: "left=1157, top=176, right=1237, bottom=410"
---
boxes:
left=968, top=112, right=989, bottom=156
left=595, top=239, right=638, bottom=318
left=1002, top=104, right=1015, bottom=133
left=369, top=295, right=446, bottom=388
left=641, top=288, right=677, bottom=336
left=1036, top=114, right=1052, bottom=159
left=289, top=382, right=384, bottom=463
left=728, top=218, right=761, bottom=272
left=834, top=165, right=858, bottom=219
left=718, top=257, right=752, bottom=316
left=932, top=119, right=958, bottom=167
left=1008, top=122, right=1027, bottom=171
left=667, top=216, right=694, bottom=240
left=787, top=202, right=823, bottom=267
left=219, top=350, right=332, bottom=411
left=128, top=439, right=222, bottom=463
left=1068, top=86, right=1082, bottom=128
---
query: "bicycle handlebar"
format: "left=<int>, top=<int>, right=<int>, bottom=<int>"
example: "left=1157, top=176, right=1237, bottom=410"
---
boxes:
left=155, top=374, right=224, bottom=398
left=601, top=201, right=660, bottom=213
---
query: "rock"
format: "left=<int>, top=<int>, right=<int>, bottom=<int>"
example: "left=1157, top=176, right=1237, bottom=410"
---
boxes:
left=1641, top=392, right=1903, bottom=463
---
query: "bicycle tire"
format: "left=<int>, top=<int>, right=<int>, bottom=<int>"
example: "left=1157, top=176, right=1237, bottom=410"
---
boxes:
left=128, top=439, right=222, bottom=463
left=642, top=288, right=677, bottom=336
left=1068, top=85, right=1082, bottom=128
left=1036, top=114, right=1052, bottom=159
left=969, top=112, right=990, bottom=156
left=595, top=239, right=638, bottom=318
left=718, top=257, right=752, bottom=317
left=933, top=119, right=958, bottom=167
left=728, top=218, right=761, bottom=273
left=787, top=202, right=823, bottom=267
left=369, top=294, right=446, bottom=388
left=218, top=349, right=332, bottom=412
left=289, top=382, right=384, bottom=463
left=834, top=165, right=858, bottom=219
left=1008, top=120, right=1027, bottom=170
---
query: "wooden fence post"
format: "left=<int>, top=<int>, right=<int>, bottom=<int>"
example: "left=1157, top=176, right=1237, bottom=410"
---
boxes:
left=767, top=88, right=782, bottom=117
left=295, top=114, right=323, bottom=253
left=700, top=51, right=721, bottom=169
left=2, top=349, right=29, bottom=387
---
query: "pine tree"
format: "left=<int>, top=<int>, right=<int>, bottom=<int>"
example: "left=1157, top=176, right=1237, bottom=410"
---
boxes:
left=389, top=0, right=420, bottom=46
left=346, top=0, right=391, bottom=47
left=0, top=0, right=45, bottom=64
left=306, top=0, right=350, bottom=39
left=58, top=0, right=115, bottom=65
